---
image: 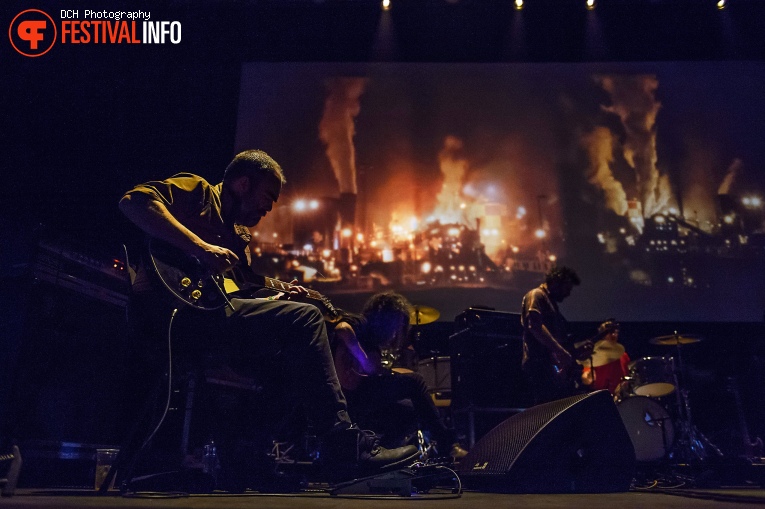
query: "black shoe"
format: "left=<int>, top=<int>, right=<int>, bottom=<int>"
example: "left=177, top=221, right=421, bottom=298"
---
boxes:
left=322, top=425, right=419, bottom=479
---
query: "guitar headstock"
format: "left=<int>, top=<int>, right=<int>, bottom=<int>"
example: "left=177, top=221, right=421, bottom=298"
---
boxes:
left=321, top=295, right=339, bottom=320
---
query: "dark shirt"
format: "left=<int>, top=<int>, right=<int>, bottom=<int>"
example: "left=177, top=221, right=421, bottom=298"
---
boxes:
left=520, top=283, right=571, bottom=369
left=122, top=173, right=252, bottom=293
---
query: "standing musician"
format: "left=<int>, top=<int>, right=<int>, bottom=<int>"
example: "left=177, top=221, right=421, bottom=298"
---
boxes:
left=119, top=150, right=418, bottom=484
left=330, top=292, right=468, bottom=460
left=580, top=319, right=630, bottom=397
left=520, top=266, right=589, bottom=405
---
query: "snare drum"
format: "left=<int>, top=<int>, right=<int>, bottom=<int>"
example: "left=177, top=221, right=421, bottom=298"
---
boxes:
left=629, top=356, right=676, bottom=397
left=616, top=396, right=674, bottom=462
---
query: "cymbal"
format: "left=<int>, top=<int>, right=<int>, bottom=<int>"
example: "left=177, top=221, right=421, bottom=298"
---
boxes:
left=410, top=305, right=440, bottom=325
left=649, top=334, right=703, bottom=346
left=577, top=340, right=626, bottom=367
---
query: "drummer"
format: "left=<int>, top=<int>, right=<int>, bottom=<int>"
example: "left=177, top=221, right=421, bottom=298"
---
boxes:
left=580, top=319, right=630, bottom=396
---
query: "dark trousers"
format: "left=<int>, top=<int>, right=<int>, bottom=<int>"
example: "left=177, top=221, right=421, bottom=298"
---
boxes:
left=225, top=297, right=351, bottom=433
left=346, top=371, right=457, bottom=449
left=128, top=293, right=351, bottom=437
left=522, top=359, right=573, bottom=407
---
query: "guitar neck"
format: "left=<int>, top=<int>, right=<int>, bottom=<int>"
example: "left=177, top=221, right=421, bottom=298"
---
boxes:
left=257, top=275, right=324, bottom=301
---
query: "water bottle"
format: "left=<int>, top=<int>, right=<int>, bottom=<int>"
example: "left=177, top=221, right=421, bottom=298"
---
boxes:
left=202, top=440, right=220, bottom=487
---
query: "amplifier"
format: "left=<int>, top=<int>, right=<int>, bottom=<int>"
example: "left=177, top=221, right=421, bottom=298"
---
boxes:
left=449, top=327, right=529, bottom=411
left=32, top=240, right=129, bottom=308
left=455, top=307, right=524, bottom=337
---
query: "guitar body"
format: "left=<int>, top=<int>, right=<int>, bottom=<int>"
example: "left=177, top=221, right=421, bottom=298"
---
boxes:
left=148, top=238, right=230, bottom=311
left=550, top=325, right=618, bottom=395
left=550, top=357, right=585, bottom=395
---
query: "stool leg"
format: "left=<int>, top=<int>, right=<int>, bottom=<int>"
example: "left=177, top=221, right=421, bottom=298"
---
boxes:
left=0, top=445, right=22, bottom=497
left=180, top=374, right=197, bottom=458
left=98, top=374, right=166, bottom=494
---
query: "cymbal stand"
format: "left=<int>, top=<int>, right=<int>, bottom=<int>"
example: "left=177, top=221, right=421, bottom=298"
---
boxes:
left=669, top=332, right=722, bottom=463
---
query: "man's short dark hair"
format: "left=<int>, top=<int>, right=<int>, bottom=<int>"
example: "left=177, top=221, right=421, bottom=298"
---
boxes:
left=545, top=265, right=581, bottom=286
left=224, top=149, right=286, bottom=185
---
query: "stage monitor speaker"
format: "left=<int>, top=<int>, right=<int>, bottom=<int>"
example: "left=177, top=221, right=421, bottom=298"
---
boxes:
left=457, top=390, right=635, bottom=493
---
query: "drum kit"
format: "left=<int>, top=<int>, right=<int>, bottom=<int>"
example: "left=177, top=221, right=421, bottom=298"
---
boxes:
left=408, top=306, right=452, bottom=403
left=406, top=306, right=721, bottom=465
left=611, top=332, right=722, bottom=464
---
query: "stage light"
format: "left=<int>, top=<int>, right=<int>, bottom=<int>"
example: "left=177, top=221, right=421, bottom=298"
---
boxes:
left=382, top=0, right=391, bottom=11
left=514, top=0, right=524, bottom=11
left=586, top=0, right=596, bottom=10
left=293, top=199, right=306, bottom=212
left=534, top=228, right=546, bottom=239
left=717, top=0, right=726, bottom=10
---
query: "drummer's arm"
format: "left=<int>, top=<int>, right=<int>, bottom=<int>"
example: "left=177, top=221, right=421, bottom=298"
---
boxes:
left=335, top=322, right=378, bottom=375
left=527, top=312, right=572, bottom=366
left=581, top=367, right=594, bottom=386
left=620, top=352, right=631, bottom=376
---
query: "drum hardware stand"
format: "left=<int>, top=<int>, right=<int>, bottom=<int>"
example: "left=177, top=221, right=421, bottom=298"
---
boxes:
left=668, top=334, right=723, bottom=463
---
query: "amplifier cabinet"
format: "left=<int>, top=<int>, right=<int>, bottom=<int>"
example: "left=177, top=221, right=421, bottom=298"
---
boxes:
left=449, top=327, right=530, bottom=411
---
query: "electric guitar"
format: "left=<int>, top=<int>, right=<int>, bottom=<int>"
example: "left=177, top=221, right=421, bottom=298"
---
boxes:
left=550, top=323, right=620, bottom=393
left=147, top=238, right=339, bottom=319
left=333, top=338, right=399, bottom=392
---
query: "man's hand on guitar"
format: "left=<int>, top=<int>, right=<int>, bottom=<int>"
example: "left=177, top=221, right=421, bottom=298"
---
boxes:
left=286, top=279, right=309, bottom=299
left=551, top=348, right=574, bottom=376
left=195, top=242, right=239, bottom=274
left=267, top=279, right=309, bottom=301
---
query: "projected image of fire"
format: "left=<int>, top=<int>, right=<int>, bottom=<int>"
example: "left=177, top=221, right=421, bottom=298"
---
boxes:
left=248, top=71, right=763, bottom=296
left=581, top=75, right=764, bottom=289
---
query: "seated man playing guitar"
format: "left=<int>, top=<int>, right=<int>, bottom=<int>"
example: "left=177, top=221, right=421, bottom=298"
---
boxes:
left=119, top=150, right=417, bottom=487
left=520, top=266, right=588, bottom=405
left=331, top=292, right=467, bottom=460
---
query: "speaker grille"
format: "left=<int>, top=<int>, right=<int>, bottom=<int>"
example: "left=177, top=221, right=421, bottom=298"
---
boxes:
left=458, top=391, right=635, bottom=493
left=460, top=391, right=594, bottom=475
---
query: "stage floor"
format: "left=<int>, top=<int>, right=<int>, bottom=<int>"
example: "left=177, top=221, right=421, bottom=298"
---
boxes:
left=3, top=488, right=765, bottom=509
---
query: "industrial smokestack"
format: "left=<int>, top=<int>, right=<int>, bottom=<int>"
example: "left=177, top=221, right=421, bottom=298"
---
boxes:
left=319, top=77, right=367, bottom=196
left=338, top=192, right=357, bottom=229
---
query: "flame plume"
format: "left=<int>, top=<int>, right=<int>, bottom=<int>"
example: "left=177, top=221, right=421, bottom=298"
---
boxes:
left=582, top=126, right=628, bottom=215
left=597, top=75, right=674, bottom=217
left=432, top=135, right=469, bottom=224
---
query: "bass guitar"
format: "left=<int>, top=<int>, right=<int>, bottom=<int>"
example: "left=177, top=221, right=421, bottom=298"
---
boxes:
left=550, top=322, right=620, bottom=394
left=147, top=238, right=339, bottom=319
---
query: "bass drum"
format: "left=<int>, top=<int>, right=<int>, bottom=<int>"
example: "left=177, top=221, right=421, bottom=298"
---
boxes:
left=616, top=396, right=674, bottom=462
